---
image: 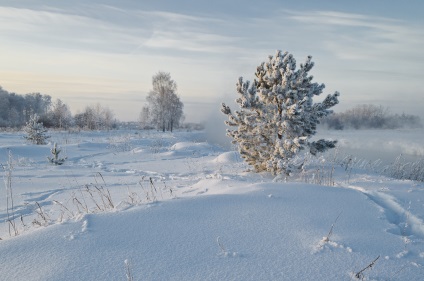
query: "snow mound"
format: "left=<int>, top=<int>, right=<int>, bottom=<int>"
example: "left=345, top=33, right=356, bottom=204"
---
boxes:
left=0, top=183, right=417, bottom=281
left=213, top=151, right=240, bottom=163
left=171, top=142, right=206, bottom=151
left=168, top=142, right=218, bottom=157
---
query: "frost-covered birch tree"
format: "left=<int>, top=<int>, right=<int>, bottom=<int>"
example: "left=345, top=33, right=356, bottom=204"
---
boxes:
left=49, top=99, right=73, bottom=129
left=221, top=50, right=340, bottom=175
left=139, top=106, right=150, bottom=129
left=166, top=93, right=184, bottom=132
left=146, top=72, right=184, bottom=132
left=74, top=104, right=115, bottom=130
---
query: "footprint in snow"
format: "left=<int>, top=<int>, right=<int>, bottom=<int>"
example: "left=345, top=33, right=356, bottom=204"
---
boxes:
left=64, top=219, right=89, bottom=241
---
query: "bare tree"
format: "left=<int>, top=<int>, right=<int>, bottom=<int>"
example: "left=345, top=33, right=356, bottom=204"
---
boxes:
left=139, top=106, right=150, bottom=129
left=146, top=72, right=184, bottom=132
left=77, top=106, right=96, bottom=130
left=322, top=104, right=422, bottom=129
left=49, top=99, right=73, bottom=129
left=102, top=107, right=115, bottom=131
left=0, top=87, right=51, bottom=127
left=166, top=93, right=184, bottom=132
left=74, top=104, right=115, bottom=130
left=24, top=93, right=51, bottom=121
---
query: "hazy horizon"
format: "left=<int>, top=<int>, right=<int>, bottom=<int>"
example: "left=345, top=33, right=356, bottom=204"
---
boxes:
left=1, top=0, right=423, bottom=122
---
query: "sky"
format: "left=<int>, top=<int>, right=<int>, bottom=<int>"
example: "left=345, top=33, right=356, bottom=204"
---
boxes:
left=0, top=0, right=423, bottom=122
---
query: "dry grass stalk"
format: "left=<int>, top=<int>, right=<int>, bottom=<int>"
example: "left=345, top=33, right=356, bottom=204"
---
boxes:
left=216, top=236, right=226, bottom=253
left=355, top=255, right=380, bottom=280
left=3, top=150, right=18, bottom=236
left=323, top=211, right=343, bottom=243
left=53, top=200, right=75, bottom=218
left=35, top=202, right=49, bottom=225
left=124, top=259, right=134, bottom=281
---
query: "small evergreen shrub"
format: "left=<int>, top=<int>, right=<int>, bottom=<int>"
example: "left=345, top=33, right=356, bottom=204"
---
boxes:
left=24, top=114, right=50, bottom=145
left=47, top=143, right=66, bottom=165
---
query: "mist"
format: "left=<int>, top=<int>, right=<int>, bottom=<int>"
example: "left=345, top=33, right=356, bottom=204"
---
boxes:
left=316, top=129, right=424, bottom=166
left=203, top=98, right=233, bottom=149
left=201, top=93, right=424, bottom=168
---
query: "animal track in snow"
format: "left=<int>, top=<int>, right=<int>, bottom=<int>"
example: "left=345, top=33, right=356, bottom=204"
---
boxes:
left=347, top=185, right=424, bottom=240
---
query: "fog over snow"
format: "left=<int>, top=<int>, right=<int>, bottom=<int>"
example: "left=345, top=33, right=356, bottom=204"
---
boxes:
left=0, top=129, right=424, bottom=280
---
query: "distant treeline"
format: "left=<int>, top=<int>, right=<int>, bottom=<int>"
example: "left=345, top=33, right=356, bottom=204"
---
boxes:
left=0, top=86, right=116, bottom=130
left=0, top=86, right=51, bottom=127
left=322, top=104, right=422, bottom=130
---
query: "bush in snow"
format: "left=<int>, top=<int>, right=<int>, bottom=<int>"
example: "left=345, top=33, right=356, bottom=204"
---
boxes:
left=24, top=114, right=50, bottom=145
left=47, top=143, right=66, bottom=165
left=322, top=104, right=422, bottom=130
left=221, top=50, right=340, bottom=175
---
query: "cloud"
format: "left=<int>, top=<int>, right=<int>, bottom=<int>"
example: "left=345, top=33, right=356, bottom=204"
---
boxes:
left=287, top=10, right=424, bottom=67
left=0, top=6, right=149, bottom=53
left=135, top=10, right=224, bottom=24
left=143, top=30, right=242, bottom=54
left=288, top=10, right=401, bottom=28
left=0, top=5, right=246, bottom=57
left=1, top=3, right=423, bottom=121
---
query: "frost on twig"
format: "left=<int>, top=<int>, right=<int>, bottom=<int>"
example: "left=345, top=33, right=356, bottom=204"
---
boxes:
left=314, top=211, right=343, bottom=252
left=323, top=211, right=343, bottom=243
left=216, top=236, right=238, bottom=257
left=354, top=255, right=380, bottom=280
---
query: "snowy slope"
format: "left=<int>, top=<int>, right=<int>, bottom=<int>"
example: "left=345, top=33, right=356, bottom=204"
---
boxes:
left=0, top=129, right=423, bottom=280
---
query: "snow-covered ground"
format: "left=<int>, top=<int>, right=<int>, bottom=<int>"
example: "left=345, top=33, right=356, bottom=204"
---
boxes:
left=0, top=128, right=424, bottom=280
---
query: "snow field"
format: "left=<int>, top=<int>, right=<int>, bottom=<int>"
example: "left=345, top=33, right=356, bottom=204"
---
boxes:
left=0, top=129, right=423, bottom=280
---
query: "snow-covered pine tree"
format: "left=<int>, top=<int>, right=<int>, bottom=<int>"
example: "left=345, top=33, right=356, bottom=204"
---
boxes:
left=221, top=50, right=340, bottom=175
left=48, top=142, right=66, bottom=165
left=24, top=114, right=50, bottom=145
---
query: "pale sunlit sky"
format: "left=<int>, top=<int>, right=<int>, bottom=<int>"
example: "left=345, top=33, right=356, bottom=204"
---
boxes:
left=0, top=0, right=423, bottom=122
